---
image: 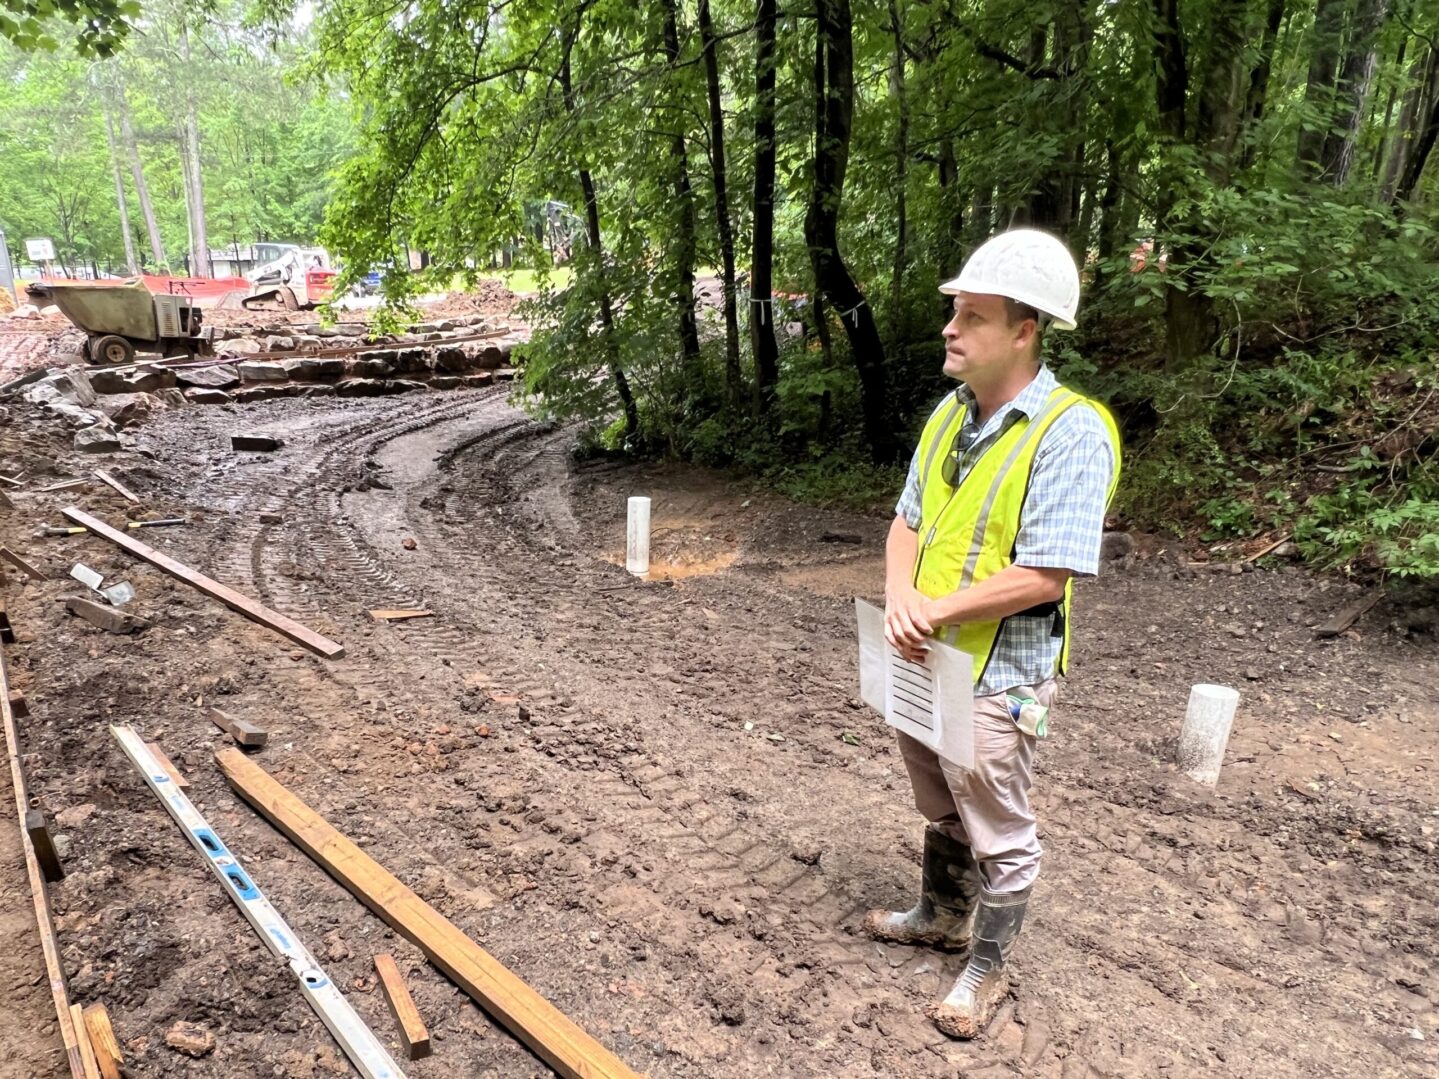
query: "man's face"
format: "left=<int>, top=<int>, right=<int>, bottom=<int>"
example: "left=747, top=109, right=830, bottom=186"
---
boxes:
left=940, top=292, right=1033, bottom=382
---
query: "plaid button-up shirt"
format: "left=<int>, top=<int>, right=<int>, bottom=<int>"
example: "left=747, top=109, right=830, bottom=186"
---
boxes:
left=894, top=365, right=1117, bottom=697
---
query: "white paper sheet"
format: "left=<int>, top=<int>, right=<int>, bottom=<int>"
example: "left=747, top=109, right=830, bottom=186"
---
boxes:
left=855, top=597, right=975, bottom=770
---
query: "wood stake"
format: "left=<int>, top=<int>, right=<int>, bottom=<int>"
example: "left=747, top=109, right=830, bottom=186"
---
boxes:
left=92, top=470, right=140, bottom=504
left=25, top=808, right=64, bottom=882
left=61, top=507, right=344, bottom=659
left=374, top=953, right=432, bottom=1060
left=145, top=741, right=190, bottom=789
left=1, top=645, right=85, bottom=1077
left=69, top=1004, right=101, bottom=1079
left=8, top=689, right=27, bottom=718
left=80, top=1004, right=122, bottom=1079
left=0, top=546, right=47, bottom=580
left=210, top=708, right=269, bottom=747
left=0, top=599, right=14, bottom=644
left=216, top=749, right=641, bottom=1079
left=369, top=609, right=434, bottom=622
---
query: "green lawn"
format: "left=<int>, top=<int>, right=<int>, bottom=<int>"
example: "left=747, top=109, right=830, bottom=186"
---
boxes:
left=473, top=267, right=573, bottom=294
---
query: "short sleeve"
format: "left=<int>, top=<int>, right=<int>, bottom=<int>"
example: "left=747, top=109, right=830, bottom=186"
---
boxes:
left=1012, top=408, right=1117, bottom=577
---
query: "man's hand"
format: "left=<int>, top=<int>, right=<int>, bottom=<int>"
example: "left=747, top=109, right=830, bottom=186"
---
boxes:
left=885, top=582, right=934, bottom=663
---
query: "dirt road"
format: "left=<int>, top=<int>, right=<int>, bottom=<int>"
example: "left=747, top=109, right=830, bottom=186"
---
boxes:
left=1, top=389, right=1434, bottom=1077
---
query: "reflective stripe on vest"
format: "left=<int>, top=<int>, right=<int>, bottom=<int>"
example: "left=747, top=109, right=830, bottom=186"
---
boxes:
left=910, top=385, right=1122, bottom=686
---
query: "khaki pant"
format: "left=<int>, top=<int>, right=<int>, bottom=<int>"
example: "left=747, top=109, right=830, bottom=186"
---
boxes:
left=896, top=679, right=1058, bottom=894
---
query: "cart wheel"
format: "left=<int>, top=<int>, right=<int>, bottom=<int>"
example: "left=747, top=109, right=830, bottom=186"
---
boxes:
left=92, top=335, right=136, bottom=365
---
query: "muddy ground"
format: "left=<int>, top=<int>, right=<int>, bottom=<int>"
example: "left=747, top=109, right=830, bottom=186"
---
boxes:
left=0, top=387, right=1435, bottom=1079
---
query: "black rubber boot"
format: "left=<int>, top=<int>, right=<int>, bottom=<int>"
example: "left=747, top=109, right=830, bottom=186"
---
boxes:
left=928, top=885, right=1031, bottom=1038
left=863, top=826, right=981, bottom=951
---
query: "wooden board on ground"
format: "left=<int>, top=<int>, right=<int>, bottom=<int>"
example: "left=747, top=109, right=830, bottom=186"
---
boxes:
left=374, top=953, right=432, bottom=1060
left=1314, top=591, right=1383, bottom=639
left=8, top=689, right=26, bottom=718
left=210, top=708, right=268, bottom=748
left=69, top=1004, right=101, bottom=1079
left=0, top=546, right=47, bottom=580
left=0, top=648, right=86, bottom=1078
left=369, top=609, right=434, bottom=622
left=38, top=479, right=88, bottom=493
left=216, top=749, right=641, bottom=1079
left=61, top=507, right=345, bottom=659
left=145, top=741, right=190, bottom=789
left=80, top=1004, right=122, bottom=1079
left=25, top=808, right=64, bottom=882
left=92, top=470, right=140, bottom=504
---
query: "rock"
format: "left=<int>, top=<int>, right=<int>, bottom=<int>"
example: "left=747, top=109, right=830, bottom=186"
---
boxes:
left=283, top=357, right=346, bottom=381
left=267, top=335, right=295, bottom=352
left=0, top=367, right=48, bottom=396
left=302, top=385, right=336, bottom=398
left=231, top=434, right=283, bottom=452
left=494, top=368, right=517, bottom=382
left=350, top=352, right=395, bottom=378
left=164, top=1021, right=215, bottom=1058
left=33, top=369, right=96, bottom=406
left=184, top=388, right=232, bottom=405
left=216, top=338, right=262, bottom=356
left=292, top=335, right=323, bottom=350
left=234, top=360, right=288, bottom=382
left=1101, top=531, right=1135, bottom=560
left=385, top=379, right=427, bottom=394
left=154, top=387, right=187, bottom=409
left=231, top=385, right=297, bottom=403
left=433, top=345, right=470, bottom=373
left=1274, top=540, right=1299, bottom=559
left=428, top=376, right=463, bottom=390
left=259, top=512, right=284, bottom=524
left=394, top=347, right=431, bottom=374
left=465, top=372, right=496, bottom=387
left=97, top=392, right=162, bottom=428
left=74, top=426, right=123, bottom=453
left=476, top=345, right=504, bottom=370
left=335, top=378, right=390, bottom=398
left=402, top=538, right=417, bottom=551
left=176, top=364, right=240, bottom=390
left=62, top=595, right=149, bottom=634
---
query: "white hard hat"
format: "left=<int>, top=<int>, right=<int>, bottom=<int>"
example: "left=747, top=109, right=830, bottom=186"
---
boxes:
left=939, top=228, right=1081, bottom=330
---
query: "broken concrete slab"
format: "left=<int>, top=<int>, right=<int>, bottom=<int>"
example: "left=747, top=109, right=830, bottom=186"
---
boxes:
left=74, top=426, right=123, bottom=453
left=63, top=594, right=149, bottom=634
left=97, top=391, right=162, bottom=428
left=176, top=364, right=240, bottom=390
left=234, top=360, right=288, bottom=382
left=31, top=369, right=97, bottom=406
left=231, top=434, right=283, bottom=452
left=90, top=365, right=176, bottom=395
left=184, top=388, right=233, bottom=405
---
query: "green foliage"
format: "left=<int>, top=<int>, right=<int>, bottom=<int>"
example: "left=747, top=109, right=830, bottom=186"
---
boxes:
left=0, top=0, right=137, bottom=56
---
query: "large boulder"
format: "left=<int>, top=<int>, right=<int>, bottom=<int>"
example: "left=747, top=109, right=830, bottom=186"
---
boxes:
left=232, top=384, right=300, bottom=404
left=184, top=388, right=232, bottom=405
left=428, top=376, right=463, bottom=390
left=176, top=364, right=240, bottom=390
left=386, top=379, right=428, bottom=394
left=433, top=345, right=470, bottom=374
left=30, top=369, right=96, bottom=406
left=349, top=352, right=395, bottom=379
left=91, top=365, right=176, bottom=395
left=465, top=372, right=496, bottom=387
left=474, top=345, right=504, bottom=371
left=74, top=425, right=123, bottom=453
left=97, top=392, right=162, bottom=428
left=266, top=336, right=295, bottom=352
left=234, top=360, right=288, bottom=382
left=335, top=378, right=390, bottom=398
left=393, top=348, right=431, bottom=374
left=283, top=357, right=346, bottom=381
left=216, top=338, right=263, bottom=357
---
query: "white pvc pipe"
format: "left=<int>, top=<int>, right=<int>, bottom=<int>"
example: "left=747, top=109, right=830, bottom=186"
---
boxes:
left=626, top=496, right=651, bottom=577
left=1177, top=684, right=1240, bottom=787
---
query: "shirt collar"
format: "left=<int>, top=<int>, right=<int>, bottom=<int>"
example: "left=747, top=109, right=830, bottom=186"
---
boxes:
left=954, top=365, right=1057, bottom=423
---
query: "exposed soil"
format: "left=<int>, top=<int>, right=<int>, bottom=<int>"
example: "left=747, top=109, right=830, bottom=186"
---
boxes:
left=0, top=389, right=1435, bottom=1078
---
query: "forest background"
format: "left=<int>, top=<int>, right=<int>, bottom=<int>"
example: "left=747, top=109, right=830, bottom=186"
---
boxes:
left=5, top=0, right=1439, bottom=581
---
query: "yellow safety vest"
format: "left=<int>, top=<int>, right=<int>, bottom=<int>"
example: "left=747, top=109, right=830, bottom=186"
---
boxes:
left=911, top=385, right=1122, bottom=686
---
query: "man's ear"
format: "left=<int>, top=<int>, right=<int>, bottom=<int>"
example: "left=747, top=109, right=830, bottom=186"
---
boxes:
left=1012, top=317, right=1039, bottom=354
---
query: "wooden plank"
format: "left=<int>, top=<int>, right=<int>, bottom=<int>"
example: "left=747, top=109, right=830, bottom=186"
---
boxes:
left=374, top=954, right=432, bottom=1060
left=144, top=741, right=190, bottom=790
left=369, top=609, right=434, bottom=622
left=25, top=808, right=64, bottom=882
left=0, top=546, right=47, bottom=580
left=0, top=473, right=23, bottom=487
left=38, top=479, right=89, bottom=493
left=216, top=750, right=641, bottom=1079
left=69, top=1004, right=101, bottom=1079
left=1314, top=591, right=1384, bottom=639
left=0, top=645, right=86, bottom=1078
left=8, top=690, right=26, bottom=718
left=80, top=1005, right=122, bottom=1079
left=209, top=708, right=268, bottom=748
left=61, top=508, right=344, bottom=659
left=92, top=470, right=140, bottom=504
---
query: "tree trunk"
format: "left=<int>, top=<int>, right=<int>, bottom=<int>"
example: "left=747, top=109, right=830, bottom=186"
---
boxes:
left=806, top=0, right=896, bottom=464
left=659, top=0, right=702, bottom=366
left=1238, top=0, right=1286, bottom=170
left=698, top=0, right=742, bottom=406
left=560, top=42, right=638, bottom=443
left=99, top=86, right=139, bottom=276
left=179, top=23, right=211, bottom=277
left=1319, top=0, right=1392, bottom=185
left=1393, top=51, right=1439, bottom=204
left=1383, top=46, right=1439, bottom=202
left=116, top=82, right=165, bottom=270
left=749, top=0, right=780, bottom=417
left=886, top=0, right=909, bottom=339
left=1370, top=33, right=1408, bottom=182
left=1298, top=0, right=1348, bottom=177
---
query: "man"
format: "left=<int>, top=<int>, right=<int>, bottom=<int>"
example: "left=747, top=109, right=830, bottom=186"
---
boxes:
left=864, top=228, right=1121, bottom=1038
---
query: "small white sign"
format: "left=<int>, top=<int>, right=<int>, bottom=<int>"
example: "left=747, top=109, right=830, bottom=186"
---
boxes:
left=25, top=237, right=55, bottom=262
left=855, top=598, right=975, bottom=769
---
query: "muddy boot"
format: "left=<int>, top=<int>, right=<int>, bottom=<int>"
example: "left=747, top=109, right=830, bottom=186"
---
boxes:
left=928, top=885, right=1031, bottom=1038
left=863, top=827, right=980, bottom=951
